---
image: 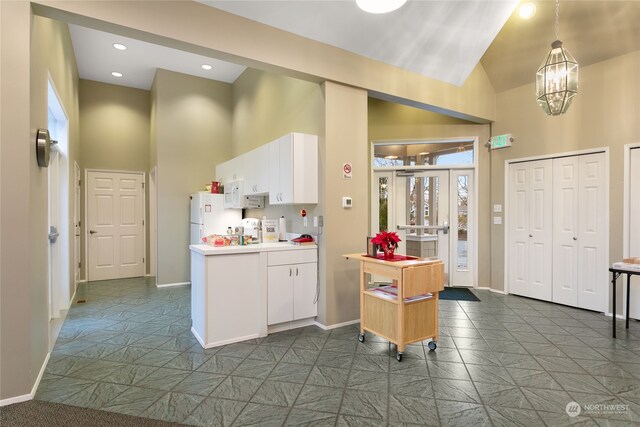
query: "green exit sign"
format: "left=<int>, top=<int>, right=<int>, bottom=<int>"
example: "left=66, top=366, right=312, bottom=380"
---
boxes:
left=490, top=134, right=512, bottom=149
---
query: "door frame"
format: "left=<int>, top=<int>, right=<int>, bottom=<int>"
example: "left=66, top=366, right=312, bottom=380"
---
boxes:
left=503, top=147, right=610, bottom=310
left=149, top=166, right=157, bottom=279
left=84, top=168, right=146, bottom=282
left=370, top=136, right=479, bottom=288
left=623, top=143, right=640, bottom=319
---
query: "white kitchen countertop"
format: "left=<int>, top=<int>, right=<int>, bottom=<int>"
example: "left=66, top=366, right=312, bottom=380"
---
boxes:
left=190, top=242, right=317, bottom=255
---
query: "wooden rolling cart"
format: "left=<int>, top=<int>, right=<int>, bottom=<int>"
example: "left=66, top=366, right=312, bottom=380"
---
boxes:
left=344, top=253, right=445, bottom=361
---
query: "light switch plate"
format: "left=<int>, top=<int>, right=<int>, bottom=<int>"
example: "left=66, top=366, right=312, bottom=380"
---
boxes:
left=493, top=204, right=502, bottom=213
left=493, top=216, right=502, bottom=225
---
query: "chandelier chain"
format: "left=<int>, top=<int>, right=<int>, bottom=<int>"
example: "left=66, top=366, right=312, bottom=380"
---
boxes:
left=555, top=0, right=560, bottom=41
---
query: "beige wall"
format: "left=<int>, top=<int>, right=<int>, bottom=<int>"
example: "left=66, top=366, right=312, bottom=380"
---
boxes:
left=321, top=82, right=369, bottom=325
left=1, top=7, right=80, bottom=400
left=491, top=51, right=640, bottom=292
left=79, top=79, right=151, bottom=277
left=79, top=80, right=150, bottom=171
left=368, top=99, right=492, bottom=288
left=153, top=69, right=233, bottom=285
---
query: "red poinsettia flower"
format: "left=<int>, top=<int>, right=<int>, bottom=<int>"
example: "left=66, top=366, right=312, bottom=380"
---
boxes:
left=371, top=230, right=401, bottom=249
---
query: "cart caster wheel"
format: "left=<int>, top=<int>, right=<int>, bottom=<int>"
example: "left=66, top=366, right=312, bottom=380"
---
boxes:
left=396, top=352, right=403, bottom=362
left=358, top=333, right=365, bottom=343
left=427, top=341, right=437, bottom=351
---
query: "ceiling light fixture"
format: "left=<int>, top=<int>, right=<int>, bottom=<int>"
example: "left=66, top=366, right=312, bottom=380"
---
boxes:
left=518, top=2, right=536, bottom=19
left=356, top=0, right=407, bottom=14
left=113, top=43, right=127, bottom=50
left=535, top=0, right=578, bottom=116
left=111, top=72, right=123, bottom=78
left=201, top=64, right=213, bottom=70
left=384, top=155, right=398, bottom=160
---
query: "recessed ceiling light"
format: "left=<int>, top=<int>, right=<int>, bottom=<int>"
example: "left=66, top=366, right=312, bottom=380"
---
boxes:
left=519, top=2, right=536, bottom=19
left=201, top=64, right=213, bottom=70
left=111, top=72, right=123, bottom=78
left=113, top=43, right=127, bottom=50
left=356, top=0, right=406, bottom=14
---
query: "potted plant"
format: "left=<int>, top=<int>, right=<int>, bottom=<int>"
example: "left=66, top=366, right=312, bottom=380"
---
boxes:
left=372, top=230, right=401, bottom=259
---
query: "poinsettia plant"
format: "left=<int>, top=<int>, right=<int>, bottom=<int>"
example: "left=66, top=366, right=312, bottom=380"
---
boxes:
left=371, top=230, right=401, bottom=251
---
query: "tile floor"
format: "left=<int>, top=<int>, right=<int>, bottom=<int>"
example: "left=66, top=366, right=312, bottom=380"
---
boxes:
left=36, top=277, right=640, bottom=426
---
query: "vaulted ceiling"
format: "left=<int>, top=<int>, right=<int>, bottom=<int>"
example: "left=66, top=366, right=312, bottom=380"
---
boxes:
left=69, top=1, right=640, bottom=93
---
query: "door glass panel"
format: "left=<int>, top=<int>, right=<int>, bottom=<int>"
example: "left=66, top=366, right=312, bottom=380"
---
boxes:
left=457, top=175, right=469, bottom=270
left=378, top=176, right=389, bottom=232
left=405, top=175, right=439, bottom=258
left=373, top=141, right=474, bottom=167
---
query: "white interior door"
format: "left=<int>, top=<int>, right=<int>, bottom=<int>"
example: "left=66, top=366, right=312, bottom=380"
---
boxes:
left=87, top=171, right=145, bottom=281
left=627, top=148, right=640, bottom=319
left=48, top=148, right=61, bottom=319
left=577, top=153, right=607, bottom=311
left=74, top=162, right=81, bottom=284
left=552, top=156, right=579, bottom=306
left=508, top=160, right=553, bottom=300
left=396, top=171, right=450, bottom=285
left=508, top=162, right=531, bottom=297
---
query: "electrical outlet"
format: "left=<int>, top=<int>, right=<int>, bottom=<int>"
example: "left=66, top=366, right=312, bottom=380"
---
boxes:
left=318, top=216, right=323, bottom=227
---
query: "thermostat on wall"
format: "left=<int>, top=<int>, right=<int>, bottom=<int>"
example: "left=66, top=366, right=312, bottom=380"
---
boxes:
left=342, top=197, right=352, bottom=208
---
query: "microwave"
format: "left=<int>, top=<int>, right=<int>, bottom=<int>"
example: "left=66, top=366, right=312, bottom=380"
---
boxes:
left=223, top=180, right=264, bottom=209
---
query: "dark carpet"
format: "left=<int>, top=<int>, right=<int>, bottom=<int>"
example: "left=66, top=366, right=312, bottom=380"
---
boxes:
left=0, top=400, right=186, bottom=427
left=439, top=286, right=481, bottom=301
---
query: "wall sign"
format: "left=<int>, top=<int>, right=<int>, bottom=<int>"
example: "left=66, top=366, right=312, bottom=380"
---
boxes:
left=343, top=163, right=352, bottom=179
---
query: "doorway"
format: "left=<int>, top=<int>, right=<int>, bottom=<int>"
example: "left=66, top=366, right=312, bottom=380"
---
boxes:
left=47, top=79, right=70, bottom=345
left=625, top=144, right=640, bottom=320
left=85, top=170, right=146, bottom=281
left=371, top=138, right=477, bottom=287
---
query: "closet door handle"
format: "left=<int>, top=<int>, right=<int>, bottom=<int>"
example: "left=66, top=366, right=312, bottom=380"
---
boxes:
left=573, top=237, right=577, bottom=241
left=529, top=234, right=533, bottom=238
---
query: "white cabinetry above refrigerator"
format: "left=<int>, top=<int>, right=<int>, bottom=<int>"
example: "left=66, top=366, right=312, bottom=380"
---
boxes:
left=243, top=144, right=270, bottom=195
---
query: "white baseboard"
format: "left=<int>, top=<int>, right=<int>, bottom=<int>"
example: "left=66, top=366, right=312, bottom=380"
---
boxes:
left=476, top=287, right=508, bottom=295
left=191, top=327, right=205, bottom=348
left=76, top=279, right=87, bottom=284
left=156, top=282, right=190, bottom=288
left=0, top=352, right=50, bottom=407
left=314, top=319, right=359, bottom=330
left=604, top=312, right=627, bottom=319
left=268, top=318, right=316, bottom=334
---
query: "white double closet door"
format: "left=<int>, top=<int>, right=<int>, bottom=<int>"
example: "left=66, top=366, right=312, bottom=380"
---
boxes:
left=508, top=152, right=607, bottom=311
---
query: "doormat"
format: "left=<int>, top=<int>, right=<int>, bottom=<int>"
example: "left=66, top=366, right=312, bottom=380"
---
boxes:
left=439, top=287, right=480, bottom=302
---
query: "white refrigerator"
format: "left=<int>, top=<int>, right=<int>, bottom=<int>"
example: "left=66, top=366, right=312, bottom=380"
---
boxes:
left=190, top=192, right=241, bottom=244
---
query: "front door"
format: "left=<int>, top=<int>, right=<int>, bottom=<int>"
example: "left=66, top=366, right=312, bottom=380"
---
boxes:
left=396, top=171, right=450, bottom=285
left=87, top=170, right=145, bottom=281
left=373, top=170, right=475, bottom=287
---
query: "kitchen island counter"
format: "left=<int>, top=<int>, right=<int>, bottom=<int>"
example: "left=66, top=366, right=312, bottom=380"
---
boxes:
left=190, top=243, right=318, bottom=349
left=189, top=242, right=316, bottom=255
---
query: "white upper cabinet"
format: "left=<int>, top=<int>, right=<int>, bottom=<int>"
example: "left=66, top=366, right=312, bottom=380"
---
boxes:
left=243, top=144, right=270, bottom=195
left=269, top=133, right=318, bottom=205
left=215, top=156, right=243, bottom=185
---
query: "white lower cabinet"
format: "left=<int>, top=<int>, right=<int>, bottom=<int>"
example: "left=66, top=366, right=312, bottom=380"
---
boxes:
left=267, top=250, right=317, bottom=325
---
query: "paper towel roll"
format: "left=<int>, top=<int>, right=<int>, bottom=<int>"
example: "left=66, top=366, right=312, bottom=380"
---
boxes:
left=278, top=216, right=287, bottom=241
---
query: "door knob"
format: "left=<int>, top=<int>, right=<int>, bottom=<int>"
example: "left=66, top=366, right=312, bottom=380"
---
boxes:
left=529, top=234, right=533, bottom=238
left=573, top=237, right=577, bottom=241
left=89, top=230, right=97, bottom=234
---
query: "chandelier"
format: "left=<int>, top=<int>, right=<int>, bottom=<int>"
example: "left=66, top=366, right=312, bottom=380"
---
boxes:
left=535, top=0, right=578, bottom=116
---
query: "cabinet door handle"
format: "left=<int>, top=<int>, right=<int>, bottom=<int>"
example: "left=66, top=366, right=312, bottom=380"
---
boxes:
left=529, top=234, right=533, bottom=238
left=573, top=237, right=577, bottom=241
left=289, top=268, right=292, bottom=277
left=296, top=267, right=299, bottom=276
